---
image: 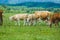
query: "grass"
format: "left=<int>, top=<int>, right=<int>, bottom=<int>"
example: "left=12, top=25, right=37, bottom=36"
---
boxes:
left=0, top=13, right=60, bottom=40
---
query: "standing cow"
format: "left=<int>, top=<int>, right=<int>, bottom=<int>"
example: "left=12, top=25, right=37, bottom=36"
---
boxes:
left=0, top=10, right=3, bottom=25
left=34, top=11, right=51, bottom=24
left=47, top=13, right=60, bottom=27
left=27, top=14, right=38, bottom=26
left=9, top=14, right=28, bottom=26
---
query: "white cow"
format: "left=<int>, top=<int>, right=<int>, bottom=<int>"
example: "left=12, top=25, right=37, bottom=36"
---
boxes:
left=9, top=14, right=28, bottom=26
left=27, top=14, right=38, bottom=25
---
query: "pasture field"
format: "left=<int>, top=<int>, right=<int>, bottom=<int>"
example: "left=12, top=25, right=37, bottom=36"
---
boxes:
left=0, top=13, right=60, bottom=40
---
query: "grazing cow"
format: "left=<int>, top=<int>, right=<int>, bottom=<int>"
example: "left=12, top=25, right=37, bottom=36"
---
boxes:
left=27, top=14, right=38, bottom=25
left=9, top=14, right=28, bottom=26
left=47, top=13, right=60, bottom=27
left=0, top=10, right=3, bottom=25
left=34, top=11, right=51, bottom=23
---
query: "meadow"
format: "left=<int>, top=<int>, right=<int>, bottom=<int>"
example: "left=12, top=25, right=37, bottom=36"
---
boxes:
left=0, top=6, right=60, bottom=40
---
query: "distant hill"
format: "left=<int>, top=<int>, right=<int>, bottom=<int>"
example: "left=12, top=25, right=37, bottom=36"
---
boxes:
left=1, top=2, right=60, bottom=8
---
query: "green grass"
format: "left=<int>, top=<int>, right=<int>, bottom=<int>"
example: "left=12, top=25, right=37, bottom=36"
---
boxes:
left=0, top=13, right=60, bottom=40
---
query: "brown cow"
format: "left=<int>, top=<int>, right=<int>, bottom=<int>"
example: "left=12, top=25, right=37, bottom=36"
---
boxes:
left=34, top=11, right=51, bottom=23
left=0, top=10, right=3, bottom=25
left=47, top=13, right=60, bottom=27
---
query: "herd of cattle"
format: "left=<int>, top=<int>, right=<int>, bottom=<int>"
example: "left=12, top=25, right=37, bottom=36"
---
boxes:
left=9, top=11, right=50, bottom=26
left=9, top=11, right=60, bottom=27
left=0, top=10, right=60, bottom=27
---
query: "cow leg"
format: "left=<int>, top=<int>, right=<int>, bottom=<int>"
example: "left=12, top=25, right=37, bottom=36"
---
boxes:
left=23, top=19, right=25, bottom=25
left=15, top=21, right=17, bottom=26
left=24, top=19, right=27, bottom=25
left=32, top=20, right=36, bottom=25
left=27, top=18, right=29, bottom=25
left=38, top=18, right=41, bottom=23
left=29, top=20, right=32, bottom=26
left=37, top=18, right=42, bottom=25
left=44, top=19, right=49, bottom=26
left=50, top=23, right=52, bottom=28
left=47, top=21, right=52, bottom=28
left=0, top=17, right=3, bottom=25
left=28, top=21, right=31, bottom=26
left=14, top=20, right=19, bottom=26
left=25, top=19, right=28, bottom=25
left=26, top=18, right=29, bottom=25
left=55, top=21, right=59, bottom=28
left=17, top=20, right=20, bottom=26
left=27, top=18, right=32, bottom=26
left=16, top=19, right=20, bottom=26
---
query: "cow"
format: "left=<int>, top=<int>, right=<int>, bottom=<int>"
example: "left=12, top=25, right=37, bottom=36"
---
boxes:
left=9, top=14, right=28, bottom=26
left=27, top=14, right=38, bottom=26
left=34, top=11, right=51, bottom=24
left=47, top=12, right=60, bottom=27
left=0, top=10, right=3, bottom=25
